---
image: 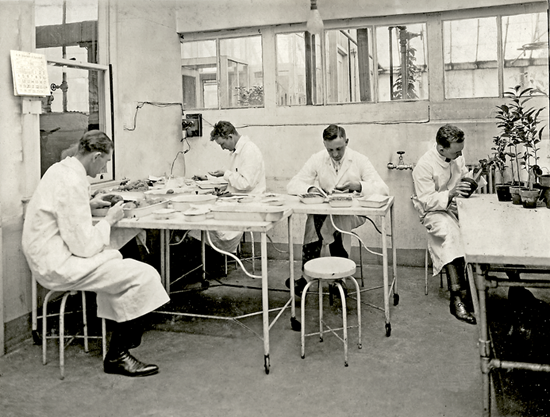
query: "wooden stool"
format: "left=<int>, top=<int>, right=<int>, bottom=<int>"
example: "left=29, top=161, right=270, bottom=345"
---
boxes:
left=301, top=257, right=362, bottom=366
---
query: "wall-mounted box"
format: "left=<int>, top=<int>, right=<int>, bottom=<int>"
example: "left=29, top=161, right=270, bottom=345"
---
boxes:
left=183, top=113, right=202, bottom=137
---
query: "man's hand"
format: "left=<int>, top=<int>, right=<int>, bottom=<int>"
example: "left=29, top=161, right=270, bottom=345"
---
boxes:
left=90, top=194, right=111, bottom=210
left=334, top=181, right=362, bottom=193
left=208, top=170, right=225, bottom=178
left=307, top=186, right=327, bottom=197
left=104, top=201, right=124, bottom=226
left=448, top=181, right=471, bottom=201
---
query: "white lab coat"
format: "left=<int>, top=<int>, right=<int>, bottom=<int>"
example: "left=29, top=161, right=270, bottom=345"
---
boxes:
left=287, top=147, right=389, bottom=255
left=22, top=157, right=169, bottom=322
left=193, top=135, right=266, bottom=253
left=411, top=145, right=485, bottom=276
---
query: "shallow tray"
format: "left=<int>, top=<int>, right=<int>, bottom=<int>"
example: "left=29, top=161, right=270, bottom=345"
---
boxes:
left=123, top=201, right=168, bottom=218
left=211, top=205, right=285, bottom=222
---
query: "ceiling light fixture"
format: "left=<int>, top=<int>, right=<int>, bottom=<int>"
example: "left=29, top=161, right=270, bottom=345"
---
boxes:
left=306, top=0, right=324, bottom=35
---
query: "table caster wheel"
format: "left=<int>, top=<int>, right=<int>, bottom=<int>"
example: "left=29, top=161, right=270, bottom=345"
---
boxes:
left=385, top=323, right=392, bottom=337
left=264, top=355, right=270, bottom=375
left=290, top=317, right=301, bottom=332
left=393, top=293, right=400, bottom=306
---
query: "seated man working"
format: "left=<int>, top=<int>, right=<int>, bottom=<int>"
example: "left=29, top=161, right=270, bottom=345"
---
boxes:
left=412, top=124, right=484, bottom=325
left=191, top=120, right=266, bottom=254
left=286, top=124, right=389, bottom=294
left=22, top=130, right=170, bottom=377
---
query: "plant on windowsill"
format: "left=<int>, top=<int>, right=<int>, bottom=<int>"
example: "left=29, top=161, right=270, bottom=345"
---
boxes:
left=494, top=85, right=546, bottom=206
left=236, top=85, right=264, bottom=107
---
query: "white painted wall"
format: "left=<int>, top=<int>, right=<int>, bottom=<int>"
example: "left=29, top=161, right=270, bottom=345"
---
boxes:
left=0, top=0, right=41, bottom=353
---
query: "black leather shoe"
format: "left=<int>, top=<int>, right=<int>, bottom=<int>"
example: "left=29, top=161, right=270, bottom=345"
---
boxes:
left=104, top=352, right=159, bottom=377
left=450, top=299, right=476, bottom=325
left=285, top=277, right=308, bottom=297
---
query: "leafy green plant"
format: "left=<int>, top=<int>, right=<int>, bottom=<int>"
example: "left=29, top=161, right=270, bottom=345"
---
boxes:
left=494, top=85, right=546, bottom=188
left=392, top=27, right=421, bottom=100
left=236, top=85, right=264, bottom=107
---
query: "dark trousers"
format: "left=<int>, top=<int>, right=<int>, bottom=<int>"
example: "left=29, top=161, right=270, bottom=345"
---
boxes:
left=301, top=214, right=348, bottom=270
left=106, top=317, right=144, bottom=359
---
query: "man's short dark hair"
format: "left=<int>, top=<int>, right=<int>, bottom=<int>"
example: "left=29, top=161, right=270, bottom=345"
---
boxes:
left=210, top=121, right=238, bottom=141
left=436, top=124, right=464, bottom=148
left=323, top=124, right=346, bottom=141
left=78, top=130, right=113, bottom=155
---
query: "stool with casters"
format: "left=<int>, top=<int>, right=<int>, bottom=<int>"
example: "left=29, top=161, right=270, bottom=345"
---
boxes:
left=32, top=276, right=107, bottom=379
left=300, top=257, right=362, bottom=366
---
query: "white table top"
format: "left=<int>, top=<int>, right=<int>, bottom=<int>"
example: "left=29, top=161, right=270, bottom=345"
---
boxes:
left=283, top=195, right=394, bottom=216
left=457, top=194, right=550, bottom=266
left=110, top=208, right=292, bottom=233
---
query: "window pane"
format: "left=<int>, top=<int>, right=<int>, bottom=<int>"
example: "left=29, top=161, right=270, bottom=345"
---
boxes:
left=276, top=32, right=321, bottom=106
left=220, top=36, right=263, bottom=108
left=376, top=24, right=428, bottom=101
left=181, top=40, right=218, bottom=109
left=325, top=28, right=374, bottom=103
left=503, top=12, right=549, bottom=95
left=444, top=17, right=498, bottom=98
left=35, top=0, right=110, bottom=181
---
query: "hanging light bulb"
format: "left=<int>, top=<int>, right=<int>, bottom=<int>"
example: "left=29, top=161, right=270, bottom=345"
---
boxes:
left=306, top=0, right=324, bottom=35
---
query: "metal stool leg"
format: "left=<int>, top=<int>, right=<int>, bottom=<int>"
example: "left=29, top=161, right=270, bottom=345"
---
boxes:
left=335, top=282, right=348, bottom=366
left=318, top=280, right=324, bottom=342
left=101, top=318, right=107, bottom=360
left=300, top=281, right=315, bottom=359
left=81, top=292, right=89, bottom=352
left=59, top=291, right=73, bottom=380
left=42, top=291, right=56, bottom=365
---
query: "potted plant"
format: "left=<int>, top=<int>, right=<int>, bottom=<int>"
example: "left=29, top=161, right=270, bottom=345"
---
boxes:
left=494, top=85, right=546, bottom=206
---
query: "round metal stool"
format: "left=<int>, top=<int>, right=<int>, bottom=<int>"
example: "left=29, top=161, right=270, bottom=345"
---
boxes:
left=301, top=256, right=362, bottom=366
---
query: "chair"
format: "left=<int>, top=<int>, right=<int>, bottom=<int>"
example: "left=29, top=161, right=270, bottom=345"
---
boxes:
left=300, top=257, right=362, bottom=366
left=32, top=276, right=107, bottom=379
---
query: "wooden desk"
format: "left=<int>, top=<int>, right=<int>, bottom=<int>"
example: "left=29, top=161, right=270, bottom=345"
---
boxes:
left=283, top=195, right=398, bottom=336
left=457, top=194, right=550, bottom=416
left=112, top=208, right=294, bottom=374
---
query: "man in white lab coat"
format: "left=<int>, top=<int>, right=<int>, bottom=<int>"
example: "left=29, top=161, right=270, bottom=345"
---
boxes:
left=286, top=124, right=389, bottom=294
left=412, top=124, right=480, bottom=325
left=203, top=120, right=266, bottom=253
left=23, top=130, right=170, bottom=376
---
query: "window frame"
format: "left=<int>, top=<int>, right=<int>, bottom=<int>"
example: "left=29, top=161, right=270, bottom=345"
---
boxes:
left=441, top=3, right=548, bottom=99
left=180, top=30, right=266, bottom=110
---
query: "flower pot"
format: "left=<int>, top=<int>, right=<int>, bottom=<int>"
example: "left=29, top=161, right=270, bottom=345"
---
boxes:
left=538, top=175, right=550, bottom=188
left=460, top=178, right=478, bottom=198
left=544, top=188, right=550, bottom=209
left=519, top=189, right=541, bottom=209
left=495, top=184, right=512, bottom=202
left=510, top=186, right=528, bottom=205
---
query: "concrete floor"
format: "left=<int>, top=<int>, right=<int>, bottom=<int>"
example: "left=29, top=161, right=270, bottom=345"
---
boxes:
left=0, top=260, right=548, bottom=417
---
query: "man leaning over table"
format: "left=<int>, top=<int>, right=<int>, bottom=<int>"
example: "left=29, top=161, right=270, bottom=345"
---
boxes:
left=22, top=130, right=170, bottom=377
left=286, top=124, right=389, bottom=296
left=412, top=124, right=485, bottom=325
left=191, top=120, right=266, bottom=254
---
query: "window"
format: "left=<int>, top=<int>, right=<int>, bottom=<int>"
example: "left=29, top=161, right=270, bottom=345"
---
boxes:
left=181, top=35, right=264, bottom=109
left=276, top=23, right=427, bottom=106
left=502, top=12, right=548, bottom=95
left=35, top=0, right=112, bottom=181
left=276, top=32, right=322, bottom=106
left=376, top=24, right=428, bottom=102
left=324, top=28, right=374, bottom=104
left=444, top=12, right=548, bottom=99
left=444, top=17, right=499, bottom=98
